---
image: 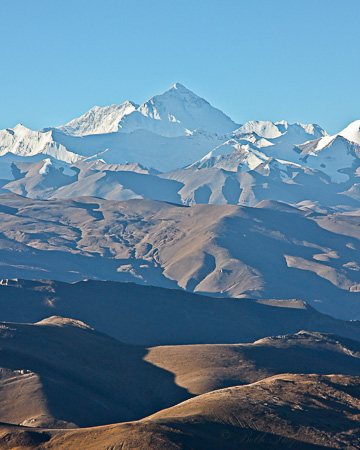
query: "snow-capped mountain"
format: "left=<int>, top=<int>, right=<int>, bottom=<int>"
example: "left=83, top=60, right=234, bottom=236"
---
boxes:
left=114, top=82, right=239, bottom=137
left=0, top=124, right=227, bottom=172
left=55, top=83, right=239, bottom=138
left=309, top=119, right=360, bottom=152
left=191, top=120, right=328, bottom=171
left=191, top=142, right=271, bottom=172
left=294, top=121, right=360, bottom=183
left=1, top=83, right=360, bottom=209
left=189, top=119, right=360, bottom=184
left=0, top=124, right=83, bottom=164
left=340, top=119, right=360, bottom=145
left=297, top=136, right=359, bottom=183
left=233, top=120, right=327, bottom=141
left=0, top=85, right=331, bottom=174
left=0, top=84, right=239, bottom=171
left=56, top=101, right=138, bottom=136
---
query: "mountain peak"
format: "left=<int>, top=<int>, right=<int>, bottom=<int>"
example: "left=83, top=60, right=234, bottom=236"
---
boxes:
left=36, top=316, right=93, bottom=329
left=13, top=123, right=29, bottom=131
left=172, top=82, right=189, bottom=91
left=339, top=119, right=360, bottom=145
left=123, top=83, right=239, bottom=137
left=163, top=82, right=197, bottom=98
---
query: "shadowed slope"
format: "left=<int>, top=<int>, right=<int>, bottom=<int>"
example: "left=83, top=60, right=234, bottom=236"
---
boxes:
left=1, top=321, right=360, bottom=447
left=0, top=279, right=360, bottom=345
left=0, top=317, right=190, bottom=428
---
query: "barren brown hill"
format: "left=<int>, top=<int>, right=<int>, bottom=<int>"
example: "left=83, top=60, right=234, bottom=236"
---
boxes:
left=145, top=331, right=360, bottom=394
left=1, top=316, right=360, bottom=435
left=0, top=317, right=190, bottom=428
left=0, top=278, right=360, bottom=345
left=1, top=374, right=359, bottom=449
left=0, top=194, right=360, bottom=319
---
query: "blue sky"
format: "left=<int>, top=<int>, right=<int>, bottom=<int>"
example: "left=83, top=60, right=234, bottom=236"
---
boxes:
left=0, top=0, right=359, bottom=134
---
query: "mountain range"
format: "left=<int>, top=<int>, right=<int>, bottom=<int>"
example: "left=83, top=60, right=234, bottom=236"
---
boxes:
left=1, top=83, right=360, bottom=211
left=1, top=84, right=360, bottom=449
left=1, top=85, right=360, bottom=319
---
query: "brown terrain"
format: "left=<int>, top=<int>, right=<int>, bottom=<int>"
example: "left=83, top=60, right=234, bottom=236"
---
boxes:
left=0, top=374, right=359, bottom=449
left=145, top=331, right=360, bottom=395
left=0, top=317, right=359, bottom=447
left=0, top=193, right=360, bottom=448
left=0, top=194, right=360, bottom=319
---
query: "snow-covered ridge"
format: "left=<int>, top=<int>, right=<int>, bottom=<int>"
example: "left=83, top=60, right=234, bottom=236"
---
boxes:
left=234, top=121, right=283, bottom=139
left=0, top=83, right=360, bottom=188
left=194, top=119, right=329, bottom=172
left=340, top=120, right=360, bottom=145
left=0, top=124, right=83, bottom=164
left=56, top=101, right=138, bottom=136
left=291, top=121, right=360, bottom=183
left=312, top=120, right=360, bottom=152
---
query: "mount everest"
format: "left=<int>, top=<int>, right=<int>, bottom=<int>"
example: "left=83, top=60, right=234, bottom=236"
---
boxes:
left=1, top=83, right=360, bottom=210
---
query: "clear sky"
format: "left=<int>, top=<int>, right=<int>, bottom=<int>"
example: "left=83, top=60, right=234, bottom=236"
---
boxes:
left=0, top=0, right=359, bottom=134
